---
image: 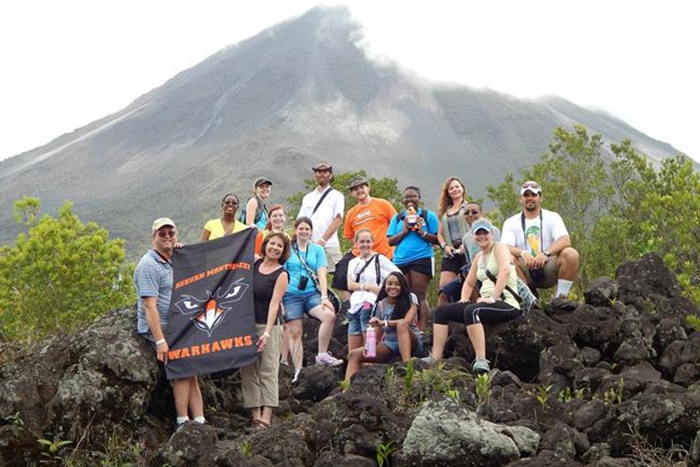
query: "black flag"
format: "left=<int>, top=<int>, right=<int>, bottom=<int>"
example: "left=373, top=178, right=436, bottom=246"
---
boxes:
left=165, top=229, right=258, bottom=380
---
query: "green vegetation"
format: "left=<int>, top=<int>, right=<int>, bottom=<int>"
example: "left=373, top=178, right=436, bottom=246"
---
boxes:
left=488, top=125, right=700, bottom=303
left=376, top=440, right=397, bottom=467
left=536, top=384, right=552, bottom=412
left=0, top=197, right=134, bottom=341
left=474, top=373, right=491, bottom=414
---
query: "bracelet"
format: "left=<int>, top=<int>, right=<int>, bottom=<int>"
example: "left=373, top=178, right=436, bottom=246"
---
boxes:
left=384, top=320, right=389, bottom=328
left=520, top=250, right=526, bottom=259
left=155, top=339, right=166, bottom=346
left=420, top=231, right=426, bottom=238
left=360, top=283, right=365, bottom=291
left=440, top=242, right=447, bottom=249
left=319, top=238, right=327, bottom=244
left=262, top=332, right=270, bottom=339
left=321, top=295, right=329, bottom=300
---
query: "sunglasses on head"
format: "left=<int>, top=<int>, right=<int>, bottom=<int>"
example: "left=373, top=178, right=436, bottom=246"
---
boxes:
left=522, top=182, right=541, bottom=189
left=157, top=229, right=177, bottom=238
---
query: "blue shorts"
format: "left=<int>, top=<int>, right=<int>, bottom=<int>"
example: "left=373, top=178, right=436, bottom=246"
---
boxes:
left=439, top=278, right=463, bottom=302
left=347, top=304, right=373, bottom=336
left=283, top=292, right=322, bottom=322
left=382, top=334, right=424, bottom=357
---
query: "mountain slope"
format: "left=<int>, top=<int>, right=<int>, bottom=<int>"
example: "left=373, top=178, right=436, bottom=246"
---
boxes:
left=0, top=6, right=681, bottom=254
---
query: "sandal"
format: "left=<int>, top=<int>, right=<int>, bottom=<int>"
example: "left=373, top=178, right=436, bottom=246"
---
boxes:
left=249, top=419, right=271, bottom=432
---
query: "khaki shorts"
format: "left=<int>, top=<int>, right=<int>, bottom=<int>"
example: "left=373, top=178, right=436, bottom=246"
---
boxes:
left=324, top=244, right=343, bottom=273
left=520, top=255, right=559, bottom=289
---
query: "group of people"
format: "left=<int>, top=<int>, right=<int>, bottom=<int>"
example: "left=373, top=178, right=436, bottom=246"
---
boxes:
left=134, top=162, right=579, bottom=429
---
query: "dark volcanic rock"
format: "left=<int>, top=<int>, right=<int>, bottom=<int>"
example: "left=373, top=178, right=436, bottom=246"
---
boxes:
left=585, top=278, right=619, bottom=307
left=2, top=254, right=700, bottom=466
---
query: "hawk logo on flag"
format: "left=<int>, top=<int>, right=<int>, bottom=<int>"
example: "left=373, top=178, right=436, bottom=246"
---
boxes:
left=173, top=278, right=249, bottom=337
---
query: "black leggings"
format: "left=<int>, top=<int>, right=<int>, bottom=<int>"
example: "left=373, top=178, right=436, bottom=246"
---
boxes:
left=433, top=300, right=520, bottom=326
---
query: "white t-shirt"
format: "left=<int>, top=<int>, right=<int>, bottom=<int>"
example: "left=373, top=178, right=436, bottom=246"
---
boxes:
left=346, top=253, right=399, bottom=314
left=501, top=209, right=569, bottom=255
left=298, top=186, right=345, bottom=248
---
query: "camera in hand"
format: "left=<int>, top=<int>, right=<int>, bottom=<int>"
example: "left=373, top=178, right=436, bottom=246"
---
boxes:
left=298, top=276, right=309, bottom=290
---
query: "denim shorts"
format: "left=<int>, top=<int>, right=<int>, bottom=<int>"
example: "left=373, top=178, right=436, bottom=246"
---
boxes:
left=283, top=291, right=322, bottom=322
left=347, top=303, right=373, bottom=336
left=382, top=334, right=424, bottom=356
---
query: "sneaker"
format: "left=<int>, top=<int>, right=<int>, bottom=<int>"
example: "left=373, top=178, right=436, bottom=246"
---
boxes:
left=315, top=352, right=343, bottom=367
left=550, top=296, right=577, bottom=312
left=292, top=369, right=301, bottom=384
left=420, top=355, right=437, bottom=365
left=472, top=357, right=491, bottom=373
left=280, top=358, right=289, bottom=366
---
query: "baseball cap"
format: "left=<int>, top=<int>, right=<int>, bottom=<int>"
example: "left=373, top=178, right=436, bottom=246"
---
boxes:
left=348, top=176, right=369, bottom=190
left=312, top=161, right=333, bottom=171
left=471, top=219, right=494, bottom=235
left=152, top=217, right=176, bottom=233
left=520, top=181, right=542, bottom=195
left=254, top=176, right=272, bottom=187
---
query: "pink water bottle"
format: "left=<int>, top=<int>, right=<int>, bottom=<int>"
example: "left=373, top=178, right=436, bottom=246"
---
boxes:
left=365, top=325, right=376, bottom=357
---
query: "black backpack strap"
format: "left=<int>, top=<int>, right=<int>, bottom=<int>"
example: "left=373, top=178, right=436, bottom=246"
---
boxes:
left=312, top=188, right=334, bottom=215
left=354, top=254, right=378, bottom=283
left=485, top=269, right=522, bottom=303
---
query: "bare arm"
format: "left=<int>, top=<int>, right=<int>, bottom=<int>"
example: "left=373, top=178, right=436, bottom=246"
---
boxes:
left=257, top=271, right=289, bottom=352
left=245, top=198, right=257, bottom=226
left=144, top=296, right=168, bottom=363
left=460, top=255, right=480, bottom=302
left=200, top=229, right=211, bottom=243
left=318, top=215, right=342, bottom=245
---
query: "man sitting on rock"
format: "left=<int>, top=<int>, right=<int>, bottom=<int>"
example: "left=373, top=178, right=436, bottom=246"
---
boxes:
left=501, top=181, right=579, bottom=311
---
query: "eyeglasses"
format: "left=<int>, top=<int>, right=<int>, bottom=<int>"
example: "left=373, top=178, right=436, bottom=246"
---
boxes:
left=157, top=229, right=177, bottom=238
left=465, top=210, right=480, bottom=215
left=223, top=200, right=238, bottom=205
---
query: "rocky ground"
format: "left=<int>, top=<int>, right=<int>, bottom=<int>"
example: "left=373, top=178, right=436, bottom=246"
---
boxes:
left=1, top=253, right=700, bottom=466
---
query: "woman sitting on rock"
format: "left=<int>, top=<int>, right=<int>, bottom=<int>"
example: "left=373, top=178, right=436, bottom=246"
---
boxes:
left=345, top=271, right=423, bottom=381
left=423, top=219, right=520, bottom=373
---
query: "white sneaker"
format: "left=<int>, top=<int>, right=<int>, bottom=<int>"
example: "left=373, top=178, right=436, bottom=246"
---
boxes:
left=315, top=352, right=343, bottom=367
left=292, top=369, right=301, bottom=383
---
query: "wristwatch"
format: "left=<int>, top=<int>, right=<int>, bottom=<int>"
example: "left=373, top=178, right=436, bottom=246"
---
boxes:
left=543, top=250, right=552, bottom=257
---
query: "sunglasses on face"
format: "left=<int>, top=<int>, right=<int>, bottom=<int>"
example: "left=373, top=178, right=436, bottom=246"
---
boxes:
left=465, top=210, right=480, bottom=215
left=157, top=229, right=177, bottom=238
left=223, top=200, right=239, bottom=205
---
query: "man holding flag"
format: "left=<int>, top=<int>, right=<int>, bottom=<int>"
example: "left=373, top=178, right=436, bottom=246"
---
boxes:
left=135, top=218, right=205, bottom=429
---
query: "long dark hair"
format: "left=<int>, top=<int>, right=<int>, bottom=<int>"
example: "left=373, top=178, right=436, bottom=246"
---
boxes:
left=374, top=271, right=413, bottom=321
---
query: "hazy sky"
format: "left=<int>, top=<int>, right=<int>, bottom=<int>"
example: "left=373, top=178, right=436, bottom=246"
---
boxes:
left=1, top=1, right=697, bottom=162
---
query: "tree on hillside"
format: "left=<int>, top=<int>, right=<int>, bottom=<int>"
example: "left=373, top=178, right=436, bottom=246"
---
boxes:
left=0, top=198, right=135, bottom=341
left=487, top=125, right=700, bottom=302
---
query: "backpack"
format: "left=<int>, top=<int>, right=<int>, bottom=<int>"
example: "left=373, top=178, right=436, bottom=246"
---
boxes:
left=238, top=196, right=267, bottom=225
left=485, top=270, right=539, bottom=316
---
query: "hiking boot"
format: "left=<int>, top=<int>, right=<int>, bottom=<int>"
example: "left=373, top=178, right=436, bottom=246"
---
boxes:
left=472, top=357, right=491, bottom=373
left=550, top=296, right=577, bottom=312
left=419, top=355, right=437, bottom=366
left=292, top=369, right=301, bottom=384
left=315, top=352, right=343, bottom=367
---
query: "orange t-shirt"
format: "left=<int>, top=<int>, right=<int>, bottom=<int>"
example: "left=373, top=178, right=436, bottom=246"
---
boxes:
left=343, top=198, right=397, bottom=258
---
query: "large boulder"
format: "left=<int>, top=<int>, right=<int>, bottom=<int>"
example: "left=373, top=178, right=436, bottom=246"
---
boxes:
left=398, top=399, right=539, bottom=466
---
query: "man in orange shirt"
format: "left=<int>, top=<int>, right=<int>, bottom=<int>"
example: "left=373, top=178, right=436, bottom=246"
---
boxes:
left=332, top=176, right=397, bottom=301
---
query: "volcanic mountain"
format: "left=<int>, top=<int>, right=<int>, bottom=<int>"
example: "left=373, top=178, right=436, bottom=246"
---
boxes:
left=0, top=6, right=680, bottom=253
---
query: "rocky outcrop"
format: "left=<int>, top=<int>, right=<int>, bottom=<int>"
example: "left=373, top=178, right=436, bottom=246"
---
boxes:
left=1, top=253, right=699, bottom=465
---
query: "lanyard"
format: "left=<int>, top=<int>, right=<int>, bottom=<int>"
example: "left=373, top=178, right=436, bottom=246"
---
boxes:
left=520, top=210, right=544, bottom=254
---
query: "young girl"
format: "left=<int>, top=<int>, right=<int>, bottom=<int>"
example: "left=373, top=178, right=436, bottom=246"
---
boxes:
left=344, top=271, right=424, bottom=381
